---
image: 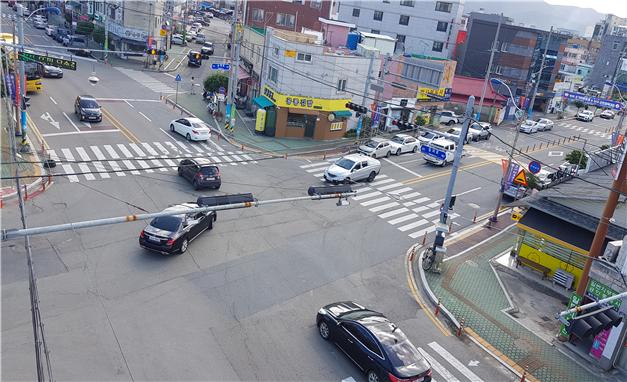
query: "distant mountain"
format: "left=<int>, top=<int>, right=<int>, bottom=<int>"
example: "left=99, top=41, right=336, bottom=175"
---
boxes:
left=464, top=0, right=605, bottom=35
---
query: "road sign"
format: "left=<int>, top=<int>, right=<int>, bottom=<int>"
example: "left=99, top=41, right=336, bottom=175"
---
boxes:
left=420, top=145, right=447, bottom=160
left=160, top=29, right=167, bottom=37
left=528, top=160, right=541, bottom=174
left=563, top=91, right=622, bottom=111
left=513, top=170, right=528, bottom=187
left=175, top=74, right=182, bottom=82
left=18, top=51, right=77, bottom=71
left=211, top=63, right=231, bottom=70
left=219, top=86, right=225, bottom=95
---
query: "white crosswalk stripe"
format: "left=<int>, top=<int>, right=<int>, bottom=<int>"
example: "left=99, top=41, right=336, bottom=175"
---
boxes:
left=91, top=145, right=124, bottom=177
left=67, top=148, right=95, bottom=181
left=417, top=347, right=461, bottom=382
left=428, top=342, right=484, bottom=382
left=50, top=149, right=79, bottom=182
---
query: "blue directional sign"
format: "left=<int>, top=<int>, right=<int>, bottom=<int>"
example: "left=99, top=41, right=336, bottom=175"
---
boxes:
left=175, top=74, right=182, bottom=82
left=420, top=145, right=446, bottom=160
left=528, top=160, right=541, bottom=174
left=563, top=91, right=622, bottom=111
left=211, top=63, right=231, bottom=70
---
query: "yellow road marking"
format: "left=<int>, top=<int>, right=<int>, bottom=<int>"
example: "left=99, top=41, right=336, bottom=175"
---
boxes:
left=101, top=107, right=140, bottom=143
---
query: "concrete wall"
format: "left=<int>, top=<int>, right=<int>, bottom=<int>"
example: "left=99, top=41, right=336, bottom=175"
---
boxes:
left=322, top=23, right=349, bottom=48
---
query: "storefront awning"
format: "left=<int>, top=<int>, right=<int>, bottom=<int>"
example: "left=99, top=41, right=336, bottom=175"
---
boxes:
left=332, top=110, right=353, bottom=118
left=238, top=67, right=250, bottom=81
left=253, top=96, right=274, bottom=109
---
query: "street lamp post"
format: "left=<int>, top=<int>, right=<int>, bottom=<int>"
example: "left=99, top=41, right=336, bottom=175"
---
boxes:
left=490, top=78, right=525, bottom=223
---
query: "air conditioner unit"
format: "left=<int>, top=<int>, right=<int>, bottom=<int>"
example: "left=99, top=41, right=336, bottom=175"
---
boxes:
left=602, top=240, right=622, bottom=263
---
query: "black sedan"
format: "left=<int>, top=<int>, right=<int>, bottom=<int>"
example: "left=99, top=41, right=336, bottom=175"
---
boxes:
left=317, top=302, right=432, bottom=382
left=43, top=65, right=63, bottom=78
left=139, top=203, right=216, bottom=255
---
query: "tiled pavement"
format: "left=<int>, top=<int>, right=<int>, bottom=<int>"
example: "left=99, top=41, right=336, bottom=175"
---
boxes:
left=421, top=223, right=598, bottom=382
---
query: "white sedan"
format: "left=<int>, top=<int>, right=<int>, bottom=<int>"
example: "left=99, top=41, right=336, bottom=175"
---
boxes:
left=388, top=134, right=419, bottom=155
left=519, top=120, right=538, bottom=134
left=535, top=118, right=554, bottom=131
left=169, top=117, right=211, bottom=141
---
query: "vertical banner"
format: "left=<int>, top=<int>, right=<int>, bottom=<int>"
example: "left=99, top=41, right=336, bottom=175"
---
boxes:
left=559, top=293, right=582, bottom=338
left=356, top=118, right=363, bottom=138
left=255, top=108, right=266, bottom=133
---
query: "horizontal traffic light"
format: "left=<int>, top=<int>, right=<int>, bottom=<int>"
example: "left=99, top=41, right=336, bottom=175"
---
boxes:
left=345, top=102, right=368, bottom=115
left=569, top=307, right=623, bottom=339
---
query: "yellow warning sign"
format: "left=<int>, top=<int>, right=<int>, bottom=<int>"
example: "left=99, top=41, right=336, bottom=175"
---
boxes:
left=513, top=170, right=528, bottom=187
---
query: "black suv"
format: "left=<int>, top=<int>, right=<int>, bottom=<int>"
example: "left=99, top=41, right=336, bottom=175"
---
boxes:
left=74, top=95, right=102, bottom=122
left=178, top=158, right=221, bottom=190
left=188, top=51, right=202, bottom=67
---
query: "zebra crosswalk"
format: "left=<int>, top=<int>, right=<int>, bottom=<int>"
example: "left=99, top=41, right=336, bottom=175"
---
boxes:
left=47, top=140, right=259, bottom=183
left=114, top=67, right=177, bottom=94
left=558, top=122, right=611, bottom=139
left=300, top=160, right=459, bottom=239
left=463, top=146, right=505, bottom=164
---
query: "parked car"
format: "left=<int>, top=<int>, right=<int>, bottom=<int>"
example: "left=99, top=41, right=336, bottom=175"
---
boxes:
left=200, top=42, right=214, bottom=57
left=178, top=158, right=221, bottom=190
left=171, top=34, right=186, bottom=45
left=324, top=154, right=381, bottom=183
left=195, top=33, right=206, bottom=44
left=423, top=138, right=457, bottom=166
left=576, top=110, right=594, bottom=122
left=388, top=134, right=419, bottom=155
left=139, top=203, right=216, bottom=255
left=186, top=30, right=196, bottom=41
left=534, top=118, right=554, bottom=131
left=43, top=65, right=63, bottom=78
left=45, top=24, right=57, bottom=36
left=187, top=50, right=202, bottom=67
left=418, top=131, right=442, bottom=146
left=192, top=22, right=203, bottom=30
left=316, top=301, right=432, bottom=382
left=446, top=127, right=473, bottom=144
left=600, top=110, right=615, bottom=119
left=359, top=137, right=392, bottom=158
left=53, top=28, right=69, bottom=43
left=169, top=117, right=211, bottom=141
left=33, top=19, right=46, bottom=29
left=439, top=110, right=461, bottom=125
left=519, top=120, right=539, bottom=134
left=74, top=95, right=102, bottom=122
left=468, top=122, right=492, bottom=140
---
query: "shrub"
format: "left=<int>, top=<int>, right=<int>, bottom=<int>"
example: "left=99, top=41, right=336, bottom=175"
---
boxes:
left=203, top=73, right=229, bottom=92
left=565, top=149, right=588, bottom=168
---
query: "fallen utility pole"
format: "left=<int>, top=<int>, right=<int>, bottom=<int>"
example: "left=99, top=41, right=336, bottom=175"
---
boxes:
left=2, top=192, right=356, bottom=241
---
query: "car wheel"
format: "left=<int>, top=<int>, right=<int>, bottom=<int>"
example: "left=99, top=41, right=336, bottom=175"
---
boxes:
left=170, top=124, right=175, bottom=132
left=367, top=171, right=376, bottom=182
left=344, top=177, right=351, bottom=184
left=372, top=153, right=377, bottom=159
left=193, top=179, right=200, bottom=190
left=412, top=145, right=418, bottom=153
left=396, top=148, right=401, bottom=156
left=447, top=120, right=454, bottom=126
left=486, top=133, right=491, bottom=140
left=186, top=133, right=192, bottom=141
left=180, top=238, right=189, bottom=254
left=318, top=320, right=330, bottom=340
left=386, top=151, right=391, bottom=158
left=177, top=167, right=183, bottom=176
left=207, top=218, right=213, bottom=230
left=366, top=370, right=380, bottom=382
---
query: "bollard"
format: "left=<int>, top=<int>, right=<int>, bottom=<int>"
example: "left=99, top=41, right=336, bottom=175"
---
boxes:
left=24, top=185, right=28, bottom=200
left=473, top=210, right=477, bottom=223
left=457, top=317, right=465, bottom=337
left=284, top=153, right=288, bottom=159
left=0, top=198, right=3, bottom=209
left=449, top=221, right=453, bottom=233
left=422, top=232, right=427, bottom=245
left=525, top=145, right=529, bottom=153
left=539, top=143, right=543, bottom=150
left=434, top=298, right=441, bottom=316
left=42, top=178, right=46, bottom=192
left=519, top=370, right=527, bottom=382
left=48, top=173, right=52, bottom=184
left=217, top=134, right=220, bottom=142
left=241, top=144, right=244, bottom=151
left=532, top=143, right=536, bottom=151
left=323, top=152, right=326, bottom=160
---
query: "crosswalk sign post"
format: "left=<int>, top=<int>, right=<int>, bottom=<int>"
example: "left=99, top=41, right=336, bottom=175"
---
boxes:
left=174, top=74, right=182, bottom=107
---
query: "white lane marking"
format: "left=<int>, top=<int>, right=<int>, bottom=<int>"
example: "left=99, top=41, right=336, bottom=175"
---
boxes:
left=101, top=145, right=125, bottom=176
left=355, top=187, right=373, bottom=194
left=377, top=182, right=404, bottom=191
left=370, top=178, right=396, bottom=187
left=71, top=148, right=96, bottom=181
left=300, top=161, right=330, bottom=169
left=399, top=191, right=421, bottom=200
left=241, top=154, right=257, bottom=163
left=428, top=342, right=484, bottom=382
left=383, top=157, right=422, bottom=177
left=423, top=210, right=441, bottom=219
left=353, top=191, right=382, bottom=201
left=189, top=143, right=205, bottom=153
left=221, top=154, right=238, bottom=166
left=306, top=165, right=330, bottom=173
left=153, top=142, right=170, bottom=155
left=90, top=146, right=118, bottom=177
left=369, top=202, right=400, bottom=213
left=408, top=225, right=436, bottom=239
left=149, top=157, right=168, bottom=172
left=117, top=144, right=133, bottom=158
left=398, top=219, right=429, bottom=232
left=138, top=111, right=151, bottom=122
left=120, top=159, right=140, bottom=175
left=124, top=99, right=135, bottom=108
left=413, top=205, right=430, bottom=213
left=76, top=147, right=108, bottom=179
left=133, top=158, right=154, bottom=173
left=41, top=129, right=120, bottom=137
left=129, top=143, right=146, bottom=157
left=436, top=187, right=481, bottom=203
left=49, top=96, right=57, bottom=105
left=548, top=151, right=564, bottom=157
left=426, top=202, right=440, bottom=208
left=207, top=137, right=225, bottom=152
left=417, top=347, right=460, bottom=382
left=62, top=112, right=80, bottom=132
left=53, top=149, right=79, bottom=182
left=388, top=213, right=418, bottom=225
left=164, top=141, right=181, bottom=154
left=361, top=196, right=391, bottom=206
left=378, top=207, right=409, bottom=218
left=141, top=143, right=159, bottom=156
left=412, top=197, right=431, bottom=205
left=175, top=141, right=193, bottom=153
left=388, top=187, right=414, bottom=195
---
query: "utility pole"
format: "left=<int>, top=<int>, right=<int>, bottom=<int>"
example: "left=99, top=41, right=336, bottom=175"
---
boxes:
left=226, top=0, right=240, bottom=132
left=16, top=3, right=27, bottom=147
left=372, top=54, right=390, bottom=135
left=359, top=52, right=375, bottom=139
left=103, top=0, right=109, bottom=63
left=477, top=13, right=502, bottom=119
left=528, top=26, right=553, bottom=118
left=429, top=96, right=475, bottom=273
left=607, top=52, right=626, bottom=99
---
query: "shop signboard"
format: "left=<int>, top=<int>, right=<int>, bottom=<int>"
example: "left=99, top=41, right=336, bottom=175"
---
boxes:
left=416, top=87, right=452, bottom=101
left=329, top=121, right=343, bottom=131
left=262, top=86, right=350, bottom=112
left=107, top=21, right=148, bottom=42
left=255, top=109, right=266, bottom=133
left=559, top=293, right=582, bottom=337
left=586, top=279, right=621, bottom=310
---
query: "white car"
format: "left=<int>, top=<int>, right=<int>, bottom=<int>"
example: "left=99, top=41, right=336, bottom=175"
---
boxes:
left=169, top=117, right=211, bottom=141
left=192, top=22, right=203, bottom=30
left=358, top=137, right=392, bottom=158
left=600, top=110, right=615, bottom=119
left=576, top=110, right=594, bottom=122
left=186, top=30, right=197, bottom=41
left=418, top=131, right=442, bottom=146
left=519, top=120, right=538, bottom=134
left=195, top=33, right=206, bottom=44
left=323, top=154, right=381, bottom=183
left=446, top=127, right=473, bottom=144
left=535, top=118, right=554, bottom=131
left=172, top=34, right=186, bottom=45
left=388, top=134, right=419, bottom=155
left=468, top=122, right=492, bottom=140
left=45, top=25, right=57, bottom=36
left=34, top=20, right=46, bottom=29
left=423, top=138, right=457, bottom=166
left=439, top=110, right=461, bottom=126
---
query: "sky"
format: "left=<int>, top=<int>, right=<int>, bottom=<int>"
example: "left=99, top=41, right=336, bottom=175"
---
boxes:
left=544, top=0, right=627, bottom=17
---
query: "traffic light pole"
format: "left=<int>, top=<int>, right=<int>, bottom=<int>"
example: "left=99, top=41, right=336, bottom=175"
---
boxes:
left=17, top=4, right=27, bottom=147
left=527, top=26, right=553, bottom=118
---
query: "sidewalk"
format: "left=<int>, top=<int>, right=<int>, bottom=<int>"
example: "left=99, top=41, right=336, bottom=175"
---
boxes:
left=414, top=220, right=602, bottom=382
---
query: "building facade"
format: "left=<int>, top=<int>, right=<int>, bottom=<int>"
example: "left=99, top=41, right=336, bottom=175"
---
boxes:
left=244, top=0, right=333, bottom=32
left=592, top=14, right=627, bottom=41
left=253, top=28, right=381, bottom=140
left=457, top=12, right=568, bottom=115
left=586, top=34, right=627, bottom=93
left=337, top=0, right=464, bottom=59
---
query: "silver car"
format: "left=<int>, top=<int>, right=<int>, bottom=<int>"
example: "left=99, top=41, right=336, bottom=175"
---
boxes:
left=535, top=118, right=554, bottom=131
left=323, top=154, right=381, bottom=183
left=358, top=137, right=392, bottom=158
left=519, top=120, right=538, bottom=134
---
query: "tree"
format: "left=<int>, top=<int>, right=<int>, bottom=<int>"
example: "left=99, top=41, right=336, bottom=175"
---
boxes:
left=203, top=73, right=229, bottom=93
left=525, top=170, right=540, bottom=190
left=75, top=21, right=94, bottom=36
left=92, top=26, right=105, bottom=45
left=573, top=100, right=585, bottom=111
left=565, top=149, right=588, bottom=169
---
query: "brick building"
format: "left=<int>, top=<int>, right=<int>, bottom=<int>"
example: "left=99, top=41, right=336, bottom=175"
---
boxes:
left=244, top=0, right=332, bottom=32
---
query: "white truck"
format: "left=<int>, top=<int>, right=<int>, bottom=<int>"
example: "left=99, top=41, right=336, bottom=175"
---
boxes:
left=422, top=138, right=457, bottom=166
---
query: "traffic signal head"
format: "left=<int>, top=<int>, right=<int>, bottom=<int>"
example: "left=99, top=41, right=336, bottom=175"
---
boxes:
left=345, top=102, right=368, bottom=115
left=569, top=307, right=623, bottom=339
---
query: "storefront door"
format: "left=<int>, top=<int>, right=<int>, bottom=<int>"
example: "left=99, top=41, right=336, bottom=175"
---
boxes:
left=304, top=115, right=316, bottom=138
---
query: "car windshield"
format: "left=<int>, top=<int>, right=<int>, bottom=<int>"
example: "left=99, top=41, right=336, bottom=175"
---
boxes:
left=80, top=99, right=99, bottom=108
left=365, top=140, right=379, bottom=148
left=335, top=158, right=355, bottom=170
left=150, top=216, right=182, bottom=232
left=421, top=132, right=436, bottom=139
left=535, top=119, right=543, bottom=122
left=391, top=136, right=405, bottom=144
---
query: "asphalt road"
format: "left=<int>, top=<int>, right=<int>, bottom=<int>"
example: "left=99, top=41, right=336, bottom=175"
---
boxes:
left=2, top=5, right=621, bottom=381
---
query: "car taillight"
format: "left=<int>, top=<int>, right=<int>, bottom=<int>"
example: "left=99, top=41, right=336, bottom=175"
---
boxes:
left=140, top=230, right=145, bottom=238
left=166, top=238, right=175, bottom=246
left=192, top=130, right=199, bottom=134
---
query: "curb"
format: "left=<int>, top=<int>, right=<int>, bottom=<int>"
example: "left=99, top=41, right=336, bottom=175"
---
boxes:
left=1, top=135, right=50, bottom=203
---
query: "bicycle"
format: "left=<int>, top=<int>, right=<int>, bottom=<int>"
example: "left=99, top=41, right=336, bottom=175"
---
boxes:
left=422, top=246, right=436, bottom=271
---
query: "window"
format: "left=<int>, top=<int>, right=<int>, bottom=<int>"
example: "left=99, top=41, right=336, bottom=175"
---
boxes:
left=435, top=1, right=452, bottom=12
left=276, top=13, right=295, bottom=28
left=432, top=41, right=444, bottom=52
left=436, top=21, right=448, bottom=32
left=373, top=11, right=383, bottom=21
left=292, top=0, right=303, bottom=3
left=273, top=46, right=279, bottom=56
left=500, top=41, right=509, bottom=52
left=399, top=15, right=409, bottom=25
left=613, top=41, right=619, bottom=50
left=287, top=113, right=306, bottom=128
left=397, top=34, right=406, bottom=43
left=310, top=0, right=322, bottom=9
left=493, top=65, right=503, bottom=75
left=371, top=29, right=380, bottom=34
left=296, top=52, right=312, bottom=62
left=352, top=8, right=360, bottom=17
left=400, top=0, right=415, bottom=6
left=251, top=8, right=264, bottom=22
left=337, top=78, right=347, bottom=92
left=268, top=66, right=278, bottom=83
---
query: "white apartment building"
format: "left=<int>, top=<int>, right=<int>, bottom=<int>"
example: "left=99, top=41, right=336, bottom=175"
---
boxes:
left=337, top=0, right=464, bottom=59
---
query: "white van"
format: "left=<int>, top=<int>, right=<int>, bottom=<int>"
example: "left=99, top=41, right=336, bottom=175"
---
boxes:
left=422, top=138, right=456, bottom=166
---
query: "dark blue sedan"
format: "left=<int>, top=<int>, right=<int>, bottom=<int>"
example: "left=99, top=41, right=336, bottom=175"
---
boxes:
left=317, top=301, right=432, bottom=382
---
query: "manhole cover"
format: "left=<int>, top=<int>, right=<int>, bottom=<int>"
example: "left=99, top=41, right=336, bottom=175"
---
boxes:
left=513, top=337, right=535, bottom=351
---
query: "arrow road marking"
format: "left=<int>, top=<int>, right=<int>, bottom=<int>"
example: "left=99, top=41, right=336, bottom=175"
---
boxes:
left=40, top=112, right=60, bottom=129
left=82, top=121, right=92, bottom=129
left=62, top=112, right=80, bottom=132
left=468, top=360, right=480, bottom=367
